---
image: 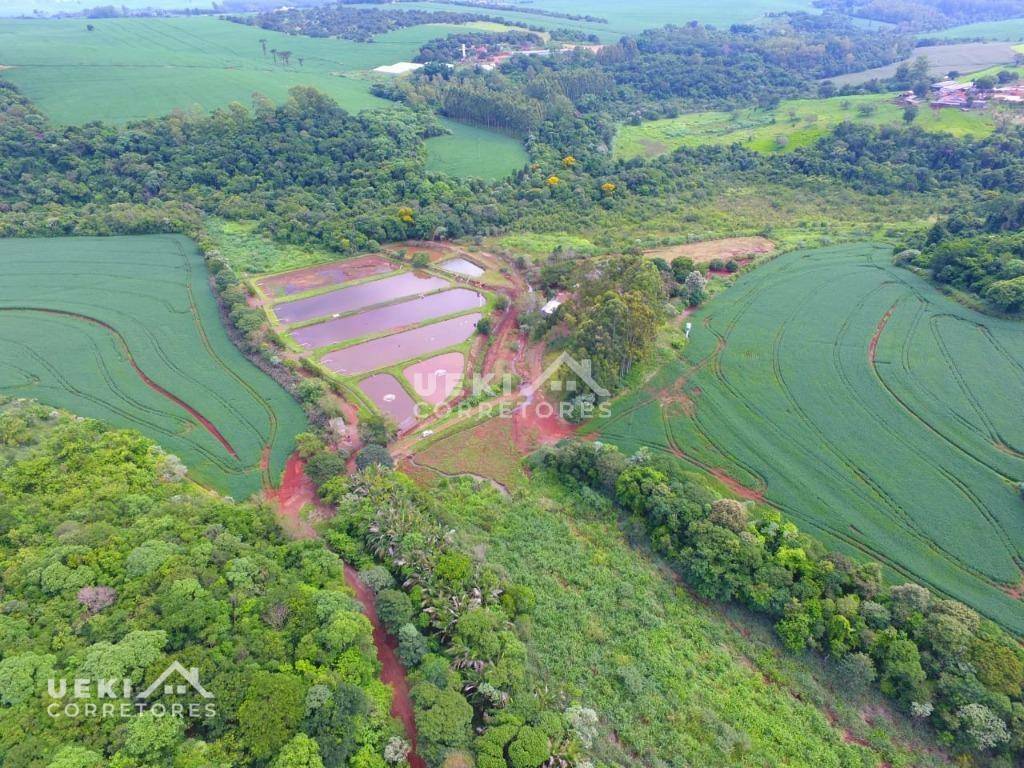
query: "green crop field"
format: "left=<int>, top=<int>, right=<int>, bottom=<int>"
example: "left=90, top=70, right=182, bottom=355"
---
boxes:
left=0, top=234, right=307, bottom=499
left=0, top=16, right=470, bottom=124
left=613, top=93, right=998, bottom=160
left=346, top=0, right=817, bottom=40
left=0, top=16, right=526, bottom=177
left=592, top=244, right=1024, bottom=632
left=829, top=42, right=1021, bottom=85
left=425, top=118, right=528, bottom=179
left=924, top=18, right=1024, bottom=41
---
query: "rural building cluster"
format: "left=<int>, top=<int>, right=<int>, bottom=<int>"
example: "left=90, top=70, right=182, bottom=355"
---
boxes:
left=901, top=76, right=1024, bottom=109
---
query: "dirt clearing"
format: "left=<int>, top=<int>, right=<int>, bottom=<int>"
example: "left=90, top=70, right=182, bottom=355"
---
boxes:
left=645, top=236, right=775, bottom=264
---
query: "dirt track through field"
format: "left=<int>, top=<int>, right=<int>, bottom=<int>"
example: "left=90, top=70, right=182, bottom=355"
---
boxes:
left=0, top=306, right=239, bottom=458
left=267, top=455, right=425, bottom=768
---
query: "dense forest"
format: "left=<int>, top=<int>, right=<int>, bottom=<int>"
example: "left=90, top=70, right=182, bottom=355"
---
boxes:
left=0, top=399, right=403, bottom=767
left=900, top=195, right=1024, bottom=311
left=227, top=4, right=544, bottom=42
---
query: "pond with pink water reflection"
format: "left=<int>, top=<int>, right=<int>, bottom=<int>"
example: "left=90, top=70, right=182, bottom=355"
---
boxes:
left=320, top=314, right=481, bottom=376
left=403, top=352, right=465, bottom=405
left=292, top=289, right=483, bottom=349
left=359, top=374, right=418, bottom=431
left=275, top=272, right=448, bottom=324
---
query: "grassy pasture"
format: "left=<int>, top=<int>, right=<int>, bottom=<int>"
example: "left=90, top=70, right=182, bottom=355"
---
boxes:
left=206, top=218, right=347, bottom=276
left=0, top=235, right=306, bottom=498
left=591, top=243, right=1024, bottom=632
left=613, top=93, right=997, bottom=160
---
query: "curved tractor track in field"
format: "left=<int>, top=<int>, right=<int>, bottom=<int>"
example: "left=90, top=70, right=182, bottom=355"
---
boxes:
left=597, top=244, right=1024, bottom=631
left=175, top=239, right=281, bottom=487
left=0, top=306, right=239, bottom=459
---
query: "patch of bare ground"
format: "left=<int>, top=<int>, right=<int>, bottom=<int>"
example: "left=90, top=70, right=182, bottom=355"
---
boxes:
left=1002, top=573, right=1024, bottom=599
left=645, top=236, right=775, bottom=264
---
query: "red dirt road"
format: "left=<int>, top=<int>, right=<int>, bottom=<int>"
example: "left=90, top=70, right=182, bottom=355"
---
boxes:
left=343, top=565, right=426, bottom=768
left=267, top=455, right=425, bottom=767
left=869, top=304, right=896, bottom=363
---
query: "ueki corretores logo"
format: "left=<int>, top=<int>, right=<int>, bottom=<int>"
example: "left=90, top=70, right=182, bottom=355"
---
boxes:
left=410, top=351, right=612, bottom=422
left=47, top=660, right=216, bottom=720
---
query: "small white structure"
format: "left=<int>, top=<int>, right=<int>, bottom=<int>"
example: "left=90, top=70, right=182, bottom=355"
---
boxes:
left=541, top=299, right=562, bottom=315
left=373, top=62, right=424, bottom=75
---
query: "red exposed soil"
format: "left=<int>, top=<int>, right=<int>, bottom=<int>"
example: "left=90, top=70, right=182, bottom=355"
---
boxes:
left=483, top=305, right=521, bottom=375
left=644, top=236, right=775, bottom=264
left=266, top=455, right=425, bottom=768
left=266, top=454, right=320, bottom=539
left=126, top=352, right=239, bottom=459
left=869, top=304, right=896, bottom=363
left=1002, top=574, right=1024, bottom=599
left=0, top=307, right=238, bottom=458
left=707, top=466, right=765, bottom=502
left=665, top=443, right=765, bottom=501
left=343, top=564, right=426, bottom=768
left=512, top=397, right=577, bottom=452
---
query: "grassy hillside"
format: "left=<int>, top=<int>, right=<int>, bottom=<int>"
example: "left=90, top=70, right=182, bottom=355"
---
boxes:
left=593, top=243, right=1024, bottom=632
left=0, top=234, right=306, bottom=498
left=613, top=93, right=997, bottom=160
left=416, top=474, right=947, bottom=767
left=828, top=41, right=1020, bottom=85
